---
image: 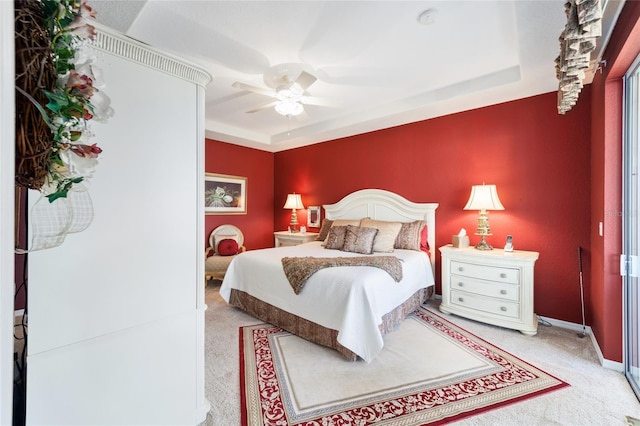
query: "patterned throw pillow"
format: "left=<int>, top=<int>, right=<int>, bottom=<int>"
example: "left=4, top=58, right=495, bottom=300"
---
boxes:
left=316, top=219, right=334, bottom=241
left=324, top=226, right=348, bottom=250
left=395, top=220, right=426, bottom=251
left=217, top=238, right=239, bottom=256
left=360, top=218, right=402, bottom=252
left=342, top=225, right=378, bottom=254
left=321, top=219, right=363, bottom=245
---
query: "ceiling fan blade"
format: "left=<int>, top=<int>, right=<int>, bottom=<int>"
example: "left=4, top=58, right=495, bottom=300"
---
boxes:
left=232, top=81, right=277, bottom=98
left=301, top=96, right=335, bottom=107
left=246, top=101, right=278, bottom=113
left=294, top=71, right=317, bottom=90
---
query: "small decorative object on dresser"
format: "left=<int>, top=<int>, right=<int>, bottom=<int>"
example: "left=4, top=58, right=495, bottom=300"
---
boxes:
left=274, top=231, right=319, bottom=247
left=439, top=245, right=539, bottom=335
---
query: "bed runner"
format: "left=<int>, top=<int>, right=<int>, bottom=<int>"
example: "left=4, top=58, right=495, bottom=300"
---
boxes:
left=281, top=256, right=402, bottom=294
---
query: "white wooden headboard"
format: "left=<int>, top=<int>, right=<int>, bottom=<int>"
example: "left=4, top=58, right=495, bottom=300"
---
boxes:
left=323, top=189, right=438, bottom=276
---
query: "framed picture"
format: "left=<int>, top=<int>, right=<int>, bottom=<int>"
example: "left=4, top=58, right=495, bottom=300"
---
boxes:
left=307, top=206, right=321, bottom=227
left=205, top=173, right=247, bottom=215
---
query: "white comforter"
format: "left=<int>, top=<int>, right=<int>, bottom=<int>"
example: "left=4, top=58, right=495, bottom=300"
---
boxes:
left=219, top=241, right=434, bottom=362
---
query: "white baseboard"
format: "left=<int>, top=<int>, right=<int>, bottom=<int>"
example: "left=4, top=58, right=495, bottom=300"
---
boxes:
left=432, top=295, right=623, bottom=371
left=14, top=309, right=24, bottom=318
left=538, top=315, right=623, bottom=371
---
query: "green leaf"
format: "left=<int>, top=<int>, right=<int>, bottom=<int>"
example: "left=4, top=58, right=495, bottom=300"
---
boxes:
left=46, top=177, right=84, bottom=203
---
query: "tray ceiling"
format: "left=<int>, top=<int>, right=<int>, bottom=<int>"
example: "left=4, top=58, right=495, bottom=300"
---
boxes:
left=91, top=1, right=619, bottom=152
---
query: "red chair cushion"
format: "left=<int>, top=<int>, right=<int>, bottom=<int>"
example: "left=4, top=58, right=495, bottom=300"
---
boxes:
left=217, top=239, right=239, bottom=256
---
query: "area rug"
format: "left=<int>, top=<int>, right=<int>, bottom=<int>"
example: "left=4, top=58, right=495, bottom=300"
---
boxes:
left=239, top=307, right=569, bottom=425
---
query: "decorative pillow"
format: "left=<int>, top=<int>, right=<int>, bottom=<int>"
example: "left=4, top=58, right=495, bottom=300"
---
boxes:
left=342, top=225, right=378, bottom=254
left=316, top=219, right=334, bottom=241
left=322, top=219, right=363, bottom=245
left=420, top=223, right=429, bottom=252
left=330, top=218, right=362, bottom=228
left=217, top=238, right=239, bottom=256
left=214, top=233, right=239, bottom=254
left=360, top=218, right=402, bottom=253
left=395, top=220, right=426, bottom=251
left=324, top=226, right=348, bottom=250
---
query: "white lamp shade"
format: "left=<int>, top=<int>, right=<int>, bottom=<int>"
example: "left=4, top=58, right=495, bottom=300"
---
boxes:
left=463, top=184, right=505, bottom=211
left=283, top=193, right=304, bottom=209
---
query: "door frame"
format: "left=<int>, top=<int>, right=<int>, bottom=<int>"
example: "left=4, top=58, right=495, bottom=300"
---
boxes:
left=623, top=52, right=640, bottom=400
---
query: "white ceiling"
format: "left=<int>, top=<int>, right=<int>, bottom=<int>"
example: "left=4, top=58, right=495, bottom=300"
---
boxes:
left=91, top=1, right=621, bottom=153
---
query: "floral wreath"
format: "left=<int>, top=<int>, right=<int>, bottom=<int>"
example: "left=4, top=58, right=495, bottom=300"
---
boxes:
left=15, top=0, right=113, bottom=203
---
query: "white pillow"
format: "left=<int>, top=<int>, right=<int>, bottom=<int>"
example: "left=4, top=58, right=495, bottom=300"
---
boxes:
left=360, top=218, right=402, bottom=253
left=214, top=233, right=239, bottom=254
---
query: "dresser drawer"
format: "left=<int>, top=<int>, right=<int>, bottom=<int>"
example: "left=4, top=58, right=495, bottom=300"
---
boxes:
left=449, top=274, right=519, bottom=301
left=450, top=290, right=520, bottom=319
left=450, top=261, right=519, bottom=284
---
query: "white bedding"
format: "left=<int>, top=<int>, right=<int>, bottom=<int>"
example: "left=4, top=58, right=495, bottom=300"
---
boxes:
left=219, top=241, right=434, bottom=362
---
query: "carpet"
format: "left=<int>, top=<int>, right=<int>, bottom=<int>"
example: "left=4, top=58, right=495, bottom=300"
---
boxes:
left=239, top=307, right=569, bottom=425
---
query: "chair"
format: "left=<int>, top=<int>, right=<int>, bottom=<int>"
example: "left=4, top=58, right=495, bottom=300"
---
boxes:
left=205, top=224, right=246, bottom=283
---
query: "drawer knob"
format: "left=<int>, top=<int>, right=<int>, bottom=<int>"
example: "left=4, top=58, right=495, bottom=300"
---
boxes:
left=458, top=266, right=464, bottom=272
left=500, top=289, right=507, bottom=295
left=458, top=297, right=464, bottom=303
left=500, top=306, right=507, bottom=312
left=500, top=273, right=507, bottom=278
left=458, top=282, right=464, bottom=287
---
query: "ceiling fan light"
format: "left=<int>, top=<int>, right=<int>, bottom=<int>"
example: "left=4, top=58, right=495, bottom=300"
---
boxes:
left=275, top=100, right=304, bottom=117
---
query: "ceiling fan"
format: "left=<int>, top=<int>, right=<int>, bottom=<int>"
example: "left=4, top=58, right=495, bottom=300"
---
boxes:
left=232, top=63, right=331, bottom=117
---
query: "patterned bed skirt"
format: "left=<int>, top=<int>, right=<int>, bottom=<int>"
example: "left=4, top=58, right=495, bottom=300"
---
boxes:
left=228, top=286, right=434, bottom=361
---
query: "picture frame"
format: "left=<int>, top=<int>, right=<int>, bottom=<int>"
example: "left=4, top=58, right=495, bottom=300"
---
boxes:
left=205, top=173, right=247, bottom=215
left=307, top=206, right=321, bottom=227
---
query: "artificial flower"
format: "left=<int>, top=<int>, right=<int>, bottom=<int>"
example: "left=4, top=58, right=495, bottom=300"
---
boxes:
left=69, top=143, right=102, bottom=158
left=66, top=70, right=95, bottom=98
left=37, top=0, right=112, bottom=202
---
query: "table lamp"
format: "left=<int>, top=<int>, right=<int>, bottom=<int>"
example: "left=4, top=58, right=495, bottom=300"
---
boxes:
left=283, top=193, right=304, bottom=232
left=463, top=184, right=504, bottom=250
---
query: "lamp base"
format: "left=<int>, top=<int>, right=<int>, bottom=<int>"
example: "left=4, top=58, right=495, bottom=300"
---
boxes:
left=289, top=208, right=300, bottom=232
left=474, top=235, right=493, bottom=250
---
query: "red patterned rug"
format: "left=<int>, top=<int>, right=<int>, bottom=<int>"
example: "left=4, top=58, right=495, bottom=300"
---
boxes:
left=239, top=307, right=569, bottom=425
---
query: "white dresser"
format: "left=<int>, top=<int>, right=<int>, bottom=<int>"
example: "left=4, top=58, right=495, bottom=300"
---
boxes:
left=439, top=245, right=539, bottom=335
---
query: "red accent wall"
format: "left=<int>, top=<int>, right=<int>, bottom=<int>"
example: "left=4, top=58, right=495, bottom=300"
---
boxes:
left=204, top=6, right=640, bottom=363
left=589, top=1, right=640, bottom=362
left=274, top=91, right=592, bottom=326
left=204, top=140, right=274, bottom=250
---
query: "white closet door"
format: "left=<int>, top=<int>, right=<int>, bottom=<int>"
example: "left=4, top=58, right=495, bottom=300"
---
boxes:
left=26, top=26, right=210, bottom=425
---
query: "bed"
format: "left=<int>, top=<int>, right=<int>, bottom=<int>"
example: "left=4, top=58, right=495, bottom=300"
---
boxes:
left=219, top=189, right=438, bottom=362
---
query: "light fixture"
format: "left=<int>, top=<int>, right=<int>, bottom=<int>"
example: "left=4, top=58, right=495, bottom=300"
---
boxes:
left=275, top=100, right=304, bottom=117
left=463, top=184, right=505, bottom=250
left=283, top=193, right=305, bottom=232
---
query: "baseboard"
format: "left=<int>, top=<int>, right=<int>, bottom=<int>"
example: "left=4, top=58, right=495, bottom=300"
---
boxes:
left=431, top=296, right=623, bottom=371
left=538, top=315, right=623, bottom=372
left=14, top=309, right=24, bottom=317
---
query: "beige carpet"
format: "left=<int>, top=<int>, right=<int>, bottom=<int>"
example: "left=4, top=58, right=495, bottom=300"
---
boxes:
left=240, top=307, right=568, bottom=425
left=204, top=283, right=640, bottom=425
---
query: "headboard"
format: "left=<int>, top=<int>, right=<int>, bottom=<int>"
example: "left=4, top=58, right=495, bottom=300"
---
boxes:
left=323, top=189, right=438, bottom=276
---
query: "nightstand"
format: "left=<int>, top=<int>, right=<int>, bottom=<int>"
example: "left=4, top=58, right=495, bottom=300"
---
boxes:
left=274, top=231, right=319, bottom=247
left=439, top=245, right=540, bottom=335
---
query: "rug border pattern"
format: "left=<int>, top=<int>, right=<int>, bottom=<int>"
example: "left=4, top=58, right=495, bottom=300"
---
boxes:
left=240, top=308, right=570, bottom=425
